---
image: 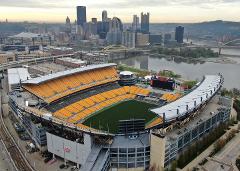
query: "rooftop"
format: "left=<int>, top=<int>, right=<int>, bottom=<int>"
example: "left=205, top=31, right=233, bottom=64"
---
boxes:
left=22, top=63, right=117, bottom=85
left=7, top=68, right=30, bottom=85
left=9, top=32, right=48, bottom=39
left=57, top=57, right=86, bottom=64
left=27, top=62, right=70, bottom=75
left=111, top=133, right=150, bottom=148
left=120, top=71, right=134, bottom=76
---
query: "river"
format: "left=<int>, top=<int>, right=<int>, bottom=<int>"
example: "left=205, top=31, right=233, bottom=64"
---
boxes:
left=116, top=55, right=240, bottom=89
left=187, top=39, right=240, bottom=56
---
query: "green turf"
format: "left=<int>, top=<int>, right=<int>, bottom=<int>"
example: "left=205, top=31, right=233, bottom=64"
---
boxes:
left=83, top=100, right=157, bottom=134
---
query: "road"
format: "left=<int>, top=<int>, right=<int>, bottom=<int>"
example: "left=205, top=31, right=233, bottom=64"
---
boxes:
left=204, top=131, right=240, bottom=171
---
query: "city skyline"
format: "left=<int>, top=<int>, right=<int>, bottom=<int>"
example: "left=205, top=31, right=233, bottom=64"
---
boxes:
left=0, top=0, right=240, bottom=23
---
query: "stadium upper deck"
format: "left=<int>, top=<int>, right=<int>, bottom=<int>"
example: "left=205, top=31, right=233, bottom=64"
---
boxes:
left=151, top=75, right=223, bottom=123
left=22, top=63, right=118, bottom=103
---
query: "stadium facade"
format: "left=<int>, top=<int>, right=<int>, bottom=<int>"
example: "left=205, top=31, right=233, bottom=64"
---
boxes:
left=6, top=62, right=232, bottom=171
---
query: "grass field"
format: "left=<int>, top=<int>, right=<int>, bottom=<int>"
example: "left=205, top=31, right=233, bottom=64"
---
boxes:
left=83, top=100, right=157, bottom=134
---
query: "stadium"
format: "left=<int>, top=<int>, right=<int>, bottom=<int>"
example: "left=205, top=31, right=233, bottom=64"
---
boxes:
left=5, top=57, right=232, bottom=171
left=19, top=63, right=160, bottom=135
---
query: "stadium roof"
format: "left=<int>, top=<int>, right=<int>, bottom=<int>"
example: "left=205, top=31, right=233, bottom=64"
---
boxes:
left=22, top=63, right=117, bottom=85
left=8, top=68, right=30, bottom=85
left=151, top=75, right=222, bottom=122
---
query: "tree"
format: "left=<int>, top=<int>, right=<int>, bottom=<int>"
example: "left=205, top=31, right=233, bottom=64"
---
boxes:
left=214, top=138, right=226, bottom=153
left=170, top=160, right=177, bottom=171
left=232, top=88, right=240, bottom=97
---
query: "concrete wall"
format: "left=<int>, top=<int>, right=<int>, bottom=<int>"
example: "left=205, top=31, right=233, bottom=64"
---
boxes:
left=46, top=132, right=92, bottom=165
left=150, top=133, right=165, bottom=171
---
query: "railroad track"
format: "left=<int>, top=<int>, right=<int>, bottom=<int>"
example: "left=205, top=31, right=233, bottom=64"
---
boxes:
left=0, top=125, right=32, bottom=171
left=0, top=88, right=33, bottom=171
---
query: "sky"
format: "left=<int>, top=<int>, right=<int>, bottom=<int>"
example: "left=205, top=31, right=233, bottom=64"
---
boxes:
left=0, top=0, right=240, bottom=23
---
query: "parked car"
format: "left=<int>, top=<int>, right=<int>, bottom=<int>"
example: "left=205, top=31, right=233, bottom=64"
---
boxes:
left=13, top=122, right=25, bottom=133
left=59, top=164, right=65, bottom=169
left=71, top=166, right=77, bottom=171
left=41, top=151, right=52, bottom=158
left=44, top=156, right=52, bottom=163
left=19, top=132, right=31, bottom=141
left=59, top=164, right=69, bottom=169
left=26, top=142, right=39, bottom=153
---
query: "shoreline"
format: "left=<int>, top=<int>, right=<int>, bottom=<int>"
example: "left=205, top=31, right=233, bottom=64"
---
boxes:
left=149, top=53, right=240, bottom=65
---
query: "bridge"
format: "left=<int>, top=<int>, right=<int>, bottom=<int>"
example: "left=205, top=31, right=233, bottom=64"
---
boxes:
left=187, top=38, right=240, bottom=55
left=218, top=38, right=240, bottom=55
left=102, top=45, right=150, bottom=53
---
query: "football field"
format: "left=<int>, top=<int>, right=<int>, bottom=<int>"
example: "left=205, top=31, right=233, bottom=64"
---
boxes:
left=83, top=100, right=157, bottom=134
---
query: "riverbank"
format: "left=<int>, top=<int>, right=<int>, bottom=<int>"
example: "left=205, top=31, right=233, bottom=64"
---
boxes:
left=150, top=52, right=240, bottom=65
left=205, top=56, right=238, bottom=64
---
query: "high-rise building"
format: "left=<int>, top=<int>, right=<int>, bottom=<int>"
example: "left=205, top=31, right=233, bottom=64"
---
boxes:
left=122, top=31, right=136, bottom=48
left=83, top=22, right=98, bottom=39
left=102, top=10, right=108, bottom=22
left=97, top=21, right=110, bottom=39
left=109, top=17, right=123, bottom=32
left=175, top=26, right=184, bottom=43
left=149, top=34, right=163, bottom=45
left=77, top=6, right=86, bottom=26
left=65, top=16, right=71, bottom=34
left=106, top=17, right=123, bottom=45
left=91, top=18, right=97, bottom=24
left=132, top=15, right=140, bottom=32
left=136, top=33, right=149, bottom=47
left=164, top=33, right=172, bottom=44
left=141, top=12, right=150, bottom=34
left=66, top=16, right=70, bottom=24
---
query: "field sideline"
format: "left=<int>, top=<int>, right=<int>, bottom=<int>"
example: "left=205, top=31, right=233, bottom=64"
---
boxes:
left=83, top=100, right=157, bottom=134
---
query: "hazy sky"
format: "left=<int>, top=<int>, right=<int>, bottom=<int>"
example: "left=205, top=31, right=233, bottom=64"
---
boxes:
left=0, top=0, right=240, bottom=23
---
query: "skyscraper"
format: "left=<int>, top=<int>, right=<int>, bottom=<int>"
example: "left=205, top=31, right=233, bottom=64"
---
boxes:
left=65, top=16, right=71, bottom=34
left=102, top=10, right=108, bottom=22
left=132, top=15, right=139, bottom=32
left=175, top=26, right=184, bottom=43
left=97, top=21, right=110, bottom=39
left=66, top=16, right=70, bottom=24
left=106, top=17, right=123, bottom=45
left=122, top=31, right=136, bottom=48
left=141, top=12, right=150, bottom=34
left=77, top=6, right=86, bottom=26
left=83, top=22, right=98, bottom=39
left=109, top=17, right=123, bottom=32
